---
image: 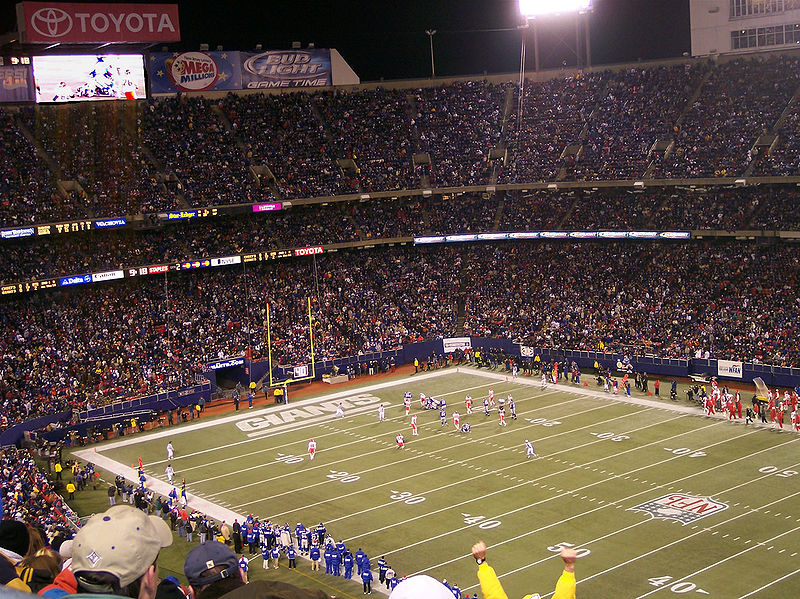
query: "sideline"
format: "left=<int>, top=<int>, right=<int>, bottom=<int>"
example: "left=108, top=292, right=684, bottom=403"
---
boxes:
left=462, top=367, right=798, bottom=435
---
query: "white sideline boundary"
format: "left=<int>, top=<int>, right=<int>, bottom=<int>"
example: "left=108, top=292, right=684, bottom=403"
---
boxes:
left=72, top=366, right=796, bottom=596
left=71, top=369, right=489, bottom=597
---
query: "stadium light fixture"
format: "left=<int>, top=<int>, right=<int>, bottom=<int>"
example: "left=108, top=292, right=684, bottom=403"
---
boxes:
left=425, top=29, right=437, bottom=78
left=519, top=0, right=592, bottom=18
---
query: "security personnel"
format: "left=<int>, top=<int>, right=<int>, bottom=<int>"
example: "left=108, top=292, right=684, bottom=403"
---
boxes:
left=343, top=551, right=354, bottom=579
left=232, top=519, right=242, bottom=554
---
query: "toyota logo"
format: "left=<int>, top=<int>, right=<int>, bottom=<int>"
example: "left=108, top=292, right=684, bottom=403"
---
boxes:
left=30, top=8, right=73, bottom=38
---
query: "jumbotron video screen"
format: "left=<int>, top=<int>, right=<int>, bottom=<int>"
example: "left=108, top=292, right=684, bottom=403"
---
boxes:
left=32, top=54, right=146, bottom=103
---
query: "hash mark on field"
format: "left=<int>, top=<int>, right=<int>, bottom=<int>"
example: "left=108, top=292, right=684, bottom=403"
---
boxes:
left=786, top=516, right=792, bottom=520
left=734, top=536, right=740, bottom=541
left=722, top=534, right=729, bottom=538
left=791, top=552, right=797, bottom=557
left=780, top=549, right=786, bottom=553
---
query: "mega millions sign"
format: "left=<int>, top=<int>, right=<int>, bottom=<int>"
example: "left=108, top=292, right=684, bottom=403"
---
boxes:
left=149, top=52, right=242, bottom=93
left=17, top=2, right=180, bottom=43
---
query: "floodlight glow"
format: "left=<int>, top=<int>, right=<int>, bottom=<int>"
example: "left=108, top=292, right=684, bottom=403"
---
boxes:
left=519, top=0, right=592, bottom=17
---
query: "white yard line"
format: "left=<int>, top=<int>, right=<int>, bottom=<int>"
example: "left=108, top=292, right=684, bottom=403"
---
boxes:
left=89, top=368, right=463, bottom=453
left=375, top=415, right=742, bottom=556
left=228, top=391, right=619, bottom=507
left=253, top=398, right=653, bottom=517
left=737, top=567, right=800, bottom=598
left=181, top=381, right=555, bottom=482
left=75, top=367, right=796, bottom=598
left=458, top=450, right=800, bottom=592
left=631, top=520, right=800, bottom=599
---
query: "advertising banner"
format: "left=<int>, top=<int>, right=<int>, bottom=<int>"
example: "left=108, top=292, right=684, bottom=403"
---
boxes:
left=241, top=49, right=332, bottom=89
left=717, top=360, right=743, bottom=379
left=204, top=357, right=245, bottom=371
left=18, top=2, right=180, bottom=44
left=148, top=51, right=242, bottom=93
left=443, top=337, right=472, bottom=352
left=0, top=65, right=35, bottom=102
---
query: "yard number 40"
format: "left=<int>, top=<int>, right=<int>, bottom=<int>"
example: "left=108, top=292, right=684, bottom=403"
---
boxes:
left=648, top=576, right=709, bottom=595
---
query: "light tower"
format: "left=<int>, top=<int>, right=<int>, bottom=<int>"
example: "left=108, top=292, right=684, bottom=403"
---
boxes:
left=517, top=1, right=593, bottom=132
left=425, top=29, right=437, bottom=78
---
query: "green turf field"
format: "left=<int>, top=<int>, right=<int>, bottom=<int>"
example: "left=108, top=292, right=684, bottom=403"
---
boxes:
left=74, top=368, right=800, bottom=598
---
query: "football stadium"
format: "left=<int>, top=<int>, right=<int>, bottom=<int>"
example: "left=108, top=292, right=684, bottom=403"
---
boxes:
left=2, top=1, right=800, bottom=598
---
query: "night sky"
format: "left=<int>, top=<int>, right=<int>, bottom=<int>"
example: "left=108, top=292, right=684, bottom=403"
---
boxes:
left=2, top=0, right=691, bottom=81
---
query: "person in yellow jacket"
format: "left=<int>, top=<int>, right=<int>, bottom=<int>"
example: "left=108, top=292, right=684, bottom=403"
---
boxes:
left=471, top=540, right=577, bottom=599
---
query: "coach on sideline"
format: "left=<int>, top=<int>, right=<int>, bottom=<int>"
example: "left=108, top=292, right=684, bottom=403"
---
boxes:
left=471, top=540, right=577, bottom=599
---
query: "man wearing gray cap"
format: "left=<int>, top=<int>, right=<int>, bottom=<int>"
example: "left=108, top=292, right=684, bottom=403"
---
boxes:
left=70, top=504, right=173, bottom=599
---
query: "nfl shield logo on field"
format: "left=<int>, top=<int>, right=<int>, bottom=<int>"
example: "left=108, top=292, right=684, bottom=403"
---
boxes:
left=629, top=494, right=728, bottom=525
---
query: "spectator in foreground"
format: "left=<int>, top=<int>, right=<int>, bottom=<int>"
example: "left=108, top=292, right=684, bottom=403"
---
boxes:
left=68, top=505, right=172, bottom=598
left=0, top=519, right=31, bottom=593
left=388, top=573, right=454, bottom=598
left=183, top=540, right=329, bottom=599
left=471, top=540, right=578, bottom=599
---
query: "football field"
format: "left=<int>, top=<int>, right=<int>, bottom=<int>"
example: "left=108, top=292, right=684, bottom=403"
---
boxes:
left=77, top=369, right=800, bottom=598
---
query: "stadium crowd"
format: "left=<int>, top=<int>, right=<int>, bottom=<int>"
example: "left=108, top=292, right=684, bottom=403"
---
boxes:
left=0, top=113, right=76, bottom=227
left=0, top=447, right=477, bottom=598
left=3, top=184, right=800, bottom=284
left=0, top=446, right=78, bottom=550
left=20, top=104, right=178, bottom=217
left=653, top=56, right=800, bottom=178
left=4, top=55, right=800, bottom=229
left=2, top=239, right=799, bottom=433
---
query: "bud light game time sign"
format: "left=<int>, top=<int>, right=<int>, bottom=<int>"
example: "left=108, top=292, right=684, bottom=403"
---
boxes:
left=241, top=50, right=332, bottom=88
left=149, top=51, right=242, bottom=93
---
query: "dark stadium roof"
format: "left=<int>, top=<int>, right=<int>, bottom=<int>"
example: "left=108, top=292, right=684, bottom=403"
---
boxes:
left=0, top=0, right=690, bottom=81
